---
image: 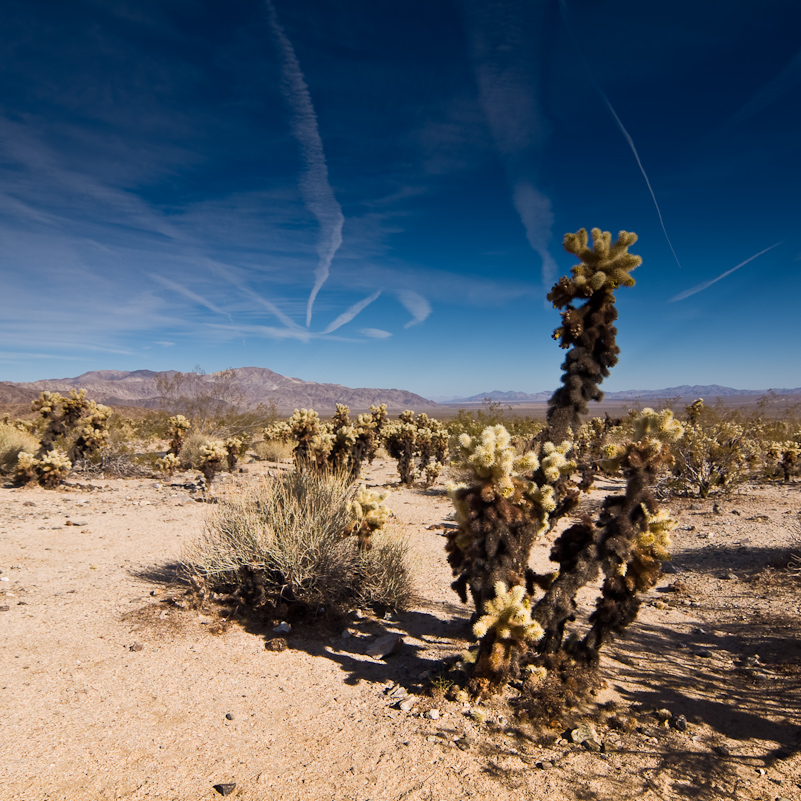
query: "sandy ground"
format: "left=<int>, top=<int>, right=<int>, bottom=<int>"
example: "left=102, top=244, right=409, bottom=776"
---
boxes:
left=1, top=459, right=800, bottom=801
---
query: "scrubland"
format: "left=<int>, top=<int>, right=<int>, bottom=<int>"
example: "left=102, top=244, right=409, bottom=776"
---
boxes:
left=2, top=229, right=800, bottom=800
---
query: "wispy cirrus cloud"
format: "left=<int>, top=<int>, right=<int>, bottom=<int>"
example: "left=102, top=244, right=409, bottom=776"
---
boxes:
left=462, top=0, right=558, bottom=291
left=396, top=290, right=431, bottom=328
left=360, top=328, right=392, bottom=339
left=265, top=0, right=345, bottom=328
left=669, top=242, right=783, bottom=302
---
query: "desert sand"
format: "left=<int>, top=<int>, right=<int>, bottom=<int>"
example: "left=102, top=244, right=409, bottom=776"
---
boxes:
left=1, top=458, right=800, bottom=800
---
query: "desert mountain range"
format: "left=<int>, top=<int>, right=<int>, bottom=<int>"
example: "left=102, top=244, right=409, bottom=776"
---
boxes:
left=1, top=368, right=799, bottom=414
left=0, top=367, right=438, bottom=413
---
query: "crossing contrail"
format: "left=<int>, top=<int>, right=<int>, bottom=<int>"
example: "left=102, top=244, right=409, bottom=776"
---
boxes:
left=669, top=241, right=783, bottom=302
left=559, top=0, right=683, bottom=271
left=266, top=1, right=344, bottom=327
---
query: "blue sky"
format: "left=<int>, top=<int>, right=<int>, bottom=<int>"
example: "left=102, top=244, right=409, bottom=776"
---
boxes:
left=1, top=0, right=800, bottom=399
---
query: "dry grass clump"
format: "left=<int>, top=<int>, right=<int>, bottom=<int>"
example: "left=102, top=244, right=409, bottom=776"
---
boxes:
left=0, top=424, right=39, bottom=475
left=178, top=433, right=213, bottom=470
left=183, top=470, right=412, bottom=613
left=252, top=439, right=295, bottom=463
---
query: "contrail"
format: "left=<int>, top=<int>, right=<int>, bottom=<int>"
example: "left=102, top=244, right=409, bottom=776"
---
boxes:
left=669, top=241, right=783, bottom=302
left=322, top=290, right=381, bottom=334
left=558, top=0, right=682, bottom=271
left=265, top=1, right=344, bottom=327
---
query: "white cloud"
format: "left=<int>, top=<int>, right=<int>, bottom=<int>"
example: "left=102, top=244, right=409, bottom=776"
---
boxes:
left=360, top=328, right=392, bottom=339
left=322, top=291, right=381, bottom=334
left=396, top=290, right=431, bottom=327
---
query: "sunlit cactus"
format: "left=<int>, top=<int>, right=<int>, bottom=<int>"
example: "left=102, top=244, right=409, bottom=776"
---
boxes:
left=224, top=436, right=248, bottom=471
left=156, top=452, right=180, bottom=475
left=544, top=228, right=641, bottom=445
left=347, top=486, right=392, bottom=550
left=385, top=410, right=450, bottom=486
left=167, top=415, right=191, bottom=456
left=384, top=417, right=418, bottom=485
left=15, top=449, right=72, bottom=488
left=199, top=439, right=227, bottom=483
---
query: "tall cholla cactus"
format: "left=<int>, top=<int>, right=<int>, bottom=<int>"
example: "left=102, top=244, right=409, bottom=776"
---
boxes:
left=346, top=486, right=391, bottom=550
left=167, top=415, right=191, bottom=456
left=544, top=229, right=641, bottom=445
left=533, top=408, right=682, bottom=661
left=446, top=425, right=574, bottom=632
left=288, top=408, right=324, bottom=468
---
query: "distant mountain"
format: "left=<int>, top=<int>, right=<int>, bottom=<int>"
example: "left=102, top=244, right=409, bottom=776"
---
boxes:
left=0, top=367, right=439, bottom=413
left=443, top=385, right=801, bottom=405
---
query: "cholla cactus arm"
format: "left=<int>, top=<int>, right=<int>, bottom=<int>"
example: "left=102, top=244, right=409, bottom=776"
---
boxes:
left=199, top=439, right=227, bottom=482
left=347, top=486, right=391, bottom=550
left=543, top=229, right=641, bottom=445
left=156, top=452, right=181, bottom=475
left=15, top=449, right=72, bottom=488
left=471, top=582, right=544, bottom=682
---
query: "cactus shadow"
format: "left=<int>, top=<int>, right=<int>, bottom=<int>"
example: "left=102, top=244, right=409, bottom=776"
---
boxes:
left=284, top=601, right=473, bottom=688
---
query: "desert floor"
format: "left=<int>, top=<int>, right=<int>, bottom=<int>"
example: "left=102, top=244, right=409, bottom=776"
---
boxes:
left=1, top=458, right=800, bottom=801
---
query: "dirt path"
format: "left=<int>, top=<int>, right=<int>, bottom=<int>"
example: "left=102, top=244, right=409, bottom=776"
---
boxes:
left=1, top=461, right=800, bottom=800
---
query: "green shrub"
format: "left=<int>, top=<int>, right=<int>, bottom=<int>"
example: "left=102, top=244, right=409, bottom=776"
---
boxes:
left=184, top=470, right=412, bottom=612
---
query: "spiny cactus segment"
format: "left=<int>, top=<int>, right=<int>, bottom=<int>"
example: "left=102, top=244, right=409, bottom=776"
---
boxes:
left=167, top=415, right=191, bottom=456
left=347, top=486, right=391, bottom=550
left=544, top=228, right=641, bottom=445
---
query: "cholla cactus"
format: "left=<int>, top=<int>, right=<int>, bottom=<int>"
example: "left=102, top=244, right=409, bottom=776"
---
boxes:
left=263, top=421, right=292, bottom=443
left=423, top=460, right=443, bottom=487
left=288, top=408, right=323, bottom=469
left=167, top=415, right=191, bottom=456
left=446, top=425, right=574, bottom=667
left=199, top=439, right=227, bottom=483
left=385, top=410, right=449, bottom=486
left=472, top=582, right=544, bottom=680
left=156, top=452, right=180, bottom=475
left=15, top=449, right=72, bottom=488
left=544, top=229, right=640, bottom=445
left=347, top=486, right=391, bottom=550
left=224, top=436, right=248, bottom=471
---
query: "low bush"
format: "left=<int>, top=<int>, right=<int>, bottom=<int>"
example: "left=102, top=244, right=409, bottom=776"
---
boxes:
left=0, top=424, right=39, bottom=475
left=178, top=433, right=213, bottom=470
left=183, top=470, right=413, bottom=613
left=252, top=439, right=295, bottom=463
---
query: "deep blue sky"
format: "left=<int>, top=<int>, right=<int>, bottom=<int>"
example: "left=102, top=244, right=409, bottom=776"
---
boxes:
left=1, top=0, right=799, bottom=398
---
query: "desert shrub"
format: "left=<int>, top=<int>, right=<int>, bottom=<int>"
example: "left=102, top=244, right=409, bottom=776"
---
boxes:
left=0, top=424, right=38, bottom=475
left=252, top=439, right=295, bottom=463
left=178, top=433, right=213, bottom=470
left=446, top=228, right=680, bottom=703
left=156, top=366, right=278, bottom=438
left=448, top=401, right=545, bottom=444
left=668, top=399, right=760, bottom=497
left=184, top=470, right=412, bottom=612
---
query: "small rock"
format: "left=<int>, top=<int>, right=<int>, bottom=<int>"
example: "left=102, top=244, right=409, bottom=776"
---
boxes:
left=713, top=744, right=731, bottom=757
left=455, top=736, right=473, bottom=751
left=340, top=629, right=352, bottom=640
left=273, top=621, right=291, bottom=634
left=693, top=648, right=713, bottom=658
left=583, top=739, right=601, bottom=752
left=426, top=709, right=440, bottom=720
left=22, top=501, right=35, bottom=507
left=672, top=715, right=688, bottom=731
left=661, top=562, right=678, bottom=574
left=570, top=722, right=600, bottom=748
left=213, top=783, right=236, bottom=796
left=388, top=685, right=408, bottom=700
left=0, top=605, right=10, bottom=612
left=225, top=712, right=235, bottom=721
left=366, top=633, right=402, bottom=659
left=129, top=642, right=144, bottom=652
left=399, top=697, right=416, bottom=713
left=265, top=637, right=288, bottom=652
left=655, top=708, right=672, bottom=721
left=692, top=627, right=707, bottom=635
